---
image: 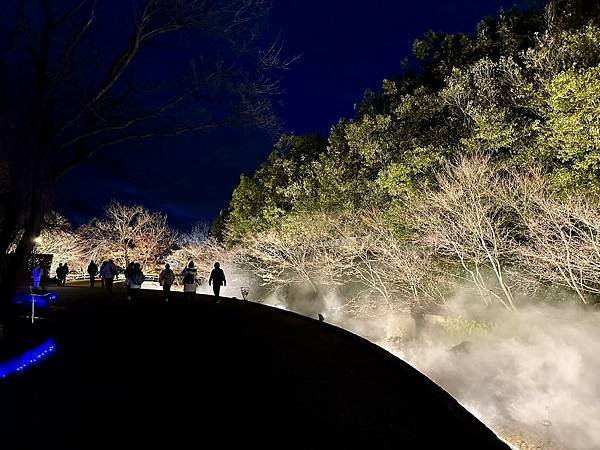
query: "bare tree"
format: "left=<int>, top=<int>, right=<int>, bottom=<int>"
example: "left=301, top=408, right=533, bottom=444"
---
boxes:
left=342, top=211, right=447, bottom=315
left=0, top=0, right=290, bottom=319
left=177, top=222, right=212, bottom=247
left=240, top=210, right=447, bottom=327
left=508, top=170, right=600, bottom=304
left=34, top=212, right=89, bottom=275
left=82, top=202, right=174, bottom=272
left=238, top=212, right=354, bottom=293
left=409, top=156, right=518, bottom=310
left=241, top=223, right=322, bottom=293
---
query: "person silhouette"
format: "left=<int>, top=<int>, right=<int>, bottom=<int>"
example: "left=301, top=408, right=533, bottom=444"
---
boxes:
left=182, top=261, right=198, bottom=301
left=101, top=259, right=118, bottom=294
left=63, top=263, right=69, bottom=285
left=87, top=260, right=98, bottom=287
left=208, top=262, right=226, bottom=298
left=159, top=263, right=175, bottom=302
left=32, top=265, right=44, bottom=290
left=127, top=263, right=144, bottom=301
left=56, top=263, right=64, bottom=285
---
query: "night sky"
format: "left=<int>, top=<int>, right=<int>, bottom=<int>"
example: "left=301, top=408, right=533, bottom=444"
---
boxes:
left=55, top=0, right=521, bottom=230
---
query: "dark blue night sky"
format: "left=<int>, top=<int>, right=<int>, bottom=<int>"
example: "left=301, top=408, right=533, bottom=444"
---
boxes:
left=55, top=0, right=522, bottom=230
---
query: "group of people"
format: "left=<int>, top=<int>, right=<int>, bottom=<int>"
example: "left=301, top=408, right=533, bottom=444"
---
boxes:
left=56, top=263, right=69, bottom=285
left=83, top=258, right=227, bottom=302
left=92, top=259, right=118, bottom=293
left=158, top=261, right=226, bottom=302
left=30, top=262, right=68, bottom=289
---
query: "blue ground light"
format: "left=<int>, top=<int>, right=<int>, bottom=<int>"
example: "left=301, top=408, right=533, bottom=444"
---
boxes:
left=0, top=338, right=56, bottom=379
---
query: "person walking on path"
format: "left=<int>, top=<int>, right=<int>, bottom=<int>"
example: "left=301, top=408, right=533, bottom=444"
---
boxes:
left=63, top=263, right=70, bottom=285
left=99, top=260, right=107, bottom=287
left=126, top=263, right=145, bottom=301
left=209, top=262, right=226, bottom=299
left=87, top=260, right=99, bottom=287
left=100, top=259, right=118, bottom=294
left=181, top=261, right=199, bottom=301
left=159, top=263, right=175, bottom=302
left=56, top=263, right=64, bottom=286
left=32, top=265, right=44, bottom=290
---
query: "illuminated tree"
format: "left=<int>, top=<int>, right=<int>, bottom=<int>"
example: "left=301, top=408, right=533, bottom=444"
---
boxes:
left=240, top=213, right=335, bottom=293
left=324, top=211, right=447, bottom=336
left=82, top=202, right=174, bottom=272
left=34, top=213, right=89, bottom=275
left=226, top=134, right=326, bottom=245
left=508, top=170, right=600, bottom=304
left=410, top=156, right=518, bottom=310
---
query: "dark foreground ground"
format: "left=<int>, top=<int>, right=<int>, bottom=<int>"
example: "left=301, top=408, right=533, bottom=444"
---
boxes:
left=0, top=284, right=510, bottom=449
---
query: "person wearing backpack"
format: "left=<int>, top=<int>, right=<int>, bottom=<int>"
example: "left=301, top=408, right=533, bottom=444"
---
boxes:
left=181, top=261, right=198, bottom=301
left=87, top=260, right=99, bottom=287
left=100, top=259, right=118, bottom=294
left=127, top=263, right=145, bottom=301
left=159, top=263, right=175, bottom=302
left=209, top=262, right=227, bottom=299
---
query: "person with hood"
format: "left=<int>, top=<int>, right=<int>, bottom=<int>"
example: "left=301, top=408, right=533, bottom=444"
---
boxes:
left=32, top=265, right=44, bottom=290
left=181, top=261, right=198, bottom=301
left=100, top=259, right=118, bottom=294
left=126, top=263, right=145, bottom=301
left=159, top=263, right=175, bottom=302
left=87, top=260, right=99, bottom=287
left=209, top=262, right=226, bottom=298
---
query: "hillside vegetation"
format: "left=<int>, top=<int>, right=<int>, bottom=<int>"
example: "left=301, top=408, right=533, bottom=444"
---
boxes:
left=222, top=0, right=600, bottom=314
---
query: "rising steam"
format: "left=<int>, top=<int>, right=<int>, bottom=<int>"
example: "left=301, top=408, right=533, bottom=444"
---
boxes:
left=259, top=284, right=600, bottom=450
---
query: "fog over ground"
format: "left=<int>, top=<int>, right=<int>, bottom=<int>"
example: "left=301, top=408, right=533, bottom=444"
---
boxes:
left=260, top=286, right=600, bottom=450
left=142, top=268, right=600, bottom=449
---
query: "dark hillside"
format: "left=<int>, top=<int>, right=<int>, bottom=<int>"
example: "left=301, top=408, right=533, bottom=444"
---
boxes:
left=0, top=287, right=509, bottom=449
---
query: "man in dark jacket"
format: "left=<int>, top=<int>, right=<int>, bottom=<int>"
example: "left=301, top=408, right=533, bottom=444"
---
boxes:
left=87, top=260, right=99, bottom=287
left=56, top=263, right=64, bottom=285
left=208, top=262, right=226, bottom=298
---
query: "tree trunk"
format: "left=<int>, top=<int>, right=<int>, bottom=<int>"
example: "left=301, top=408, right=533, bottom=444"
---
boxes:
left=0, top=195, right=45, bottom=328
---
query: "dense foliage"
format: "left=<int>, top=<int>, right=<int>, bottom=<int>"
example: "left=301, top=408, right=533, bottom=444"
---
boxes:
left=222, top=0, right=600, bottom=308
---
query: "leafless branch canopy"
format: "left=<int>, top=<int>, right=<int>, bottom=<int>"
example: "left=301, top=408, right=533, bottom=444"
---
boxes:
left=0, top=0, right=288, bottom=182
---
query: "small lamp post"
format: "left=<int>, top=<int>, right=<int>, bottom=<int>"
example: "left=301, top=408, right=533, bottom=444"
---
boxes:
left=541, top=405, right=552, bottom=427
